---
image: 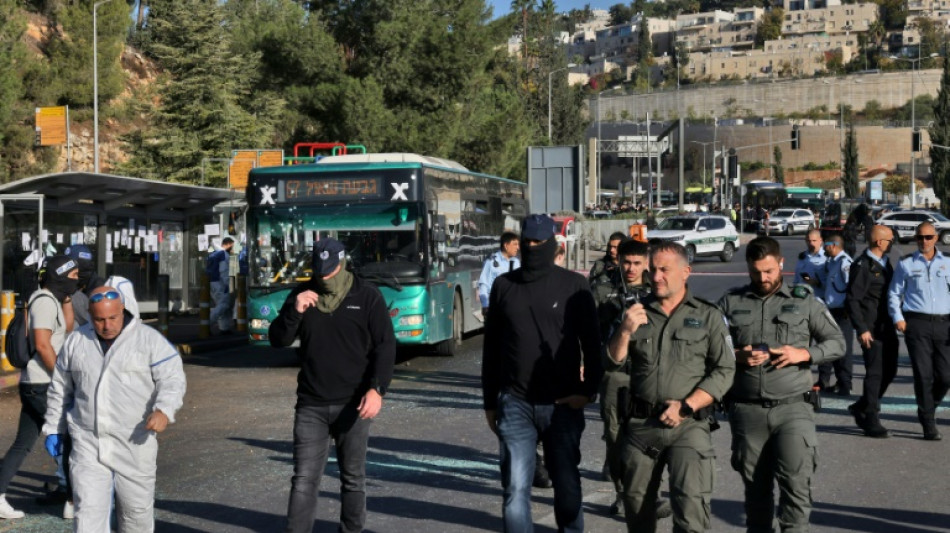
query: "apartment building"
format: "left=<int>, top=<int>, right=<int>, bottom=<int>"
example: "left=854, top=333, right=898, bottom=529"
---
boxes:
left=781, top=2, right=878, bottom=36
left=594, top=16, right=676, bottom=66
left=688, top=34, right=857, bottom=80
left=675, top=8, right=763, bottom=53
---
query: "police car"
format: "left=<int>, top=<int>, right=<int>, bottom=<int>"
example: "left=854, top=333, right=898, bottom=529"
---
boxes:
left=647, top=214, right=740, bottom=263
left=876, top=210, right=950, bottom=244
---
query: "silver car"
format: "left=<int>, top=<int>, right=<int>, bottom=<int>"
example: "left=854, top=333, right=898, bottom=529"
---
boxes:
left=760, top=208, right=816, bottom=235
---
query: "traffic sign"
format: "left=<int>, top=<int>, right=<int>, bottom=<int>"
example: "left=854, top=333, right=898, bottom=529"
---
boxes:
left=35, top=106, right=68, bottom=146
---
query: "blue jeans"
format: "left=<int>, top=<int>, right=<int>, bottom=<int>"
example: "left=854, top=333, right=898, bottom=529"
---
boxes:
left=497, top=392, right=586, bottom=533
left=0, top=383, right=49, bottom=494
left=285, top=402, right=371, bottom=533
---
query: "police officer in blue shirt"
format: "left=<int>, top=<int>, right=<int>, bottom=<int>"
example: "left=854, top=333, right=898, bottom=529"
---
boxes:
left=888, top=221, right=950, bottom=441
left=793, top=230, right=827, bottom=298
left=817, top=235, right=854, bottom=395
left=478, top=232, right=520, bottom=318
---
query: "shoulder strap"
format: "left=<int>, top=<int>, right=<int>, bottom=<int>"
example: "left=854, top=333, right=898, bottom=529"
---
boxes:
left=28, top=292, right=61, bottom=326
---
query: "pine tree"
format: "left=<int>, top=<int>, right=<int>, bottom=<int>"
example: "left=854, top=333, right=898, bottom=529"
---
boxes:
left=120, top=0, right=282, bottom=184
left=929, top=56, right=950, bottom=214
left=773, top=146, right=784, bottom=185
left=842, top=122, right=860, bottom=198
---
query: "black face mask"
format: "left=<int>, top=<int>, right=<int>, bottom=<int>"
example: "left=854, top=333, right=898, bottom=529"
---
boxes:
left=46, top=276, right=79, bottom=302
left=519, top=238, right=557, bottom=282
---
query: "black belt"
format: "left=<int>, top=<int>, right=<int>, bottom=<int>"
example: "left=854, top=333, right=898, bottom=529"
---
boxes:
left=904, top=311, right=950, bottom=322
left=730, top=393, right=809, bottom=408
left=629, top=397, right=712, bottom=420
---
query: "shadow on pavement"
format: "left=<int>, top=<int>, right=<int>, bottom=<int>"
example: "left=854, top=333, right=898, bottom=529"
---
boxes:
left=155, top=499, right=302, bottom=532
left=812, top=501, right=950, bottom=532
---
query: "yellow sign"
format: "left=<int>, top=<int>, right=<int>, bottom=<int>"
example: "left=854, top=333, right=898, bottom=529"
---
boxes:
left=257, top=150, right=283, bottom=168
left=230, top=149, right=285, bottom=189
left=229, top=159, right=256, bottom=189
left=35, top=106, right=68, bottom=146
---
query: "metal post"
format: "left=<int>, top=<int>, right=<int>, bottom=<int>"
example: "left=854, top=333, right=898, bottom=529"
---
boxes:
left=0, top=290, right=14, bottom=372
left=236, top=274, right=247, bottom=333
left=199, top=274, right=210, bottom=339
left=157, top=274, right=169, bottom=337
left=912, top=62, right=917, bottom=207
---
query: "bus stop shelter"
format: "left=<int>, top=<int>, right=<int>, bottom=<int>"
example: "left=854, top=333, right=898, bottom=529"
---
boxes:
left=0, top=172, right=237, bottom=313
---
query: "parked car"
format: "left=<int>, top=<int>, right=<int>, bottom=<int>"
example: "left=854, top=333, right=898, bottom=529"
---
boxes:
left=759, top=208, right=816, bottom=235
left=648, top=214, right=740, bottom=263
left=877, top=210, right=950, bottom=244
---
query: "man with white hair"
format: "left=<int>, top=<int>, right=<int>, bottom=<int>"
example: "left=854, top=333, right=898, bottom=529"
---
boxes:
left=43, top=285, right=186, bottom=532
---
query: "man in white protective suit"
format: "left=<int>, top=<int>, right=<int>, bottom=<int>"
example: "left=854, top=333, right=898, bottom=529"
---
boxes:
left=43, top=285, right=186, bottom=532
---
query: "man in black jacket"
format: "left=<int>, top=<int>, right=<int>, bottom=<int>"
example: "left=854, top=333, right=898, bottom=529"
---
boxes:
left=846, top=224, right=897, bottom=438
left=269, top=238, right=396, bottom=533
left=482, top=214, right=603, bottom=533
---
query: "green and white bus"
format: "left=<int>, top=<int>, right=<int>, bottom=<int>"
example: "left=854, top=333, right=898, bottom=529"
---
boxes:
left=244, top=153, right=527, bottom=354
left=784, top=187, right=824, bottom=210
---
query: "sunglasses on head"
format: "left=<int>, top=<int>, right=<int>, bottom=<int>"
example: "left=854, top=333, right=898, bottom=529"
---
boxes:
left=915, top=234, right=937, bottom=241
left=89, top=291, right=121, bottom=303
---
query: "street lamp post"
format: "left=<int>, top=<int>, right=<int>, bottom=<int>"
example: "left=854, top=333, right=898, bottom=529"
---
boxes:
left=690, top=140, right=719, bottom=194
left=891, top=52, right=940, bottom=207
left=93, top=0, right=114, bottom=174
left=548, top=63, right=577, bottom=142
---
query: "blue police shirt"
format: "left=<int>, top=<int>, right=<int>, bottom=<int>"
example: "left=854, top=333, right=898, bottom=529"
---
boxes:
left=823, top=251, right=852, bottom=309
left=478, top=251, right=520, bottom=307
left=793, top=249, right=827, bottom=298
left=888, top=249, right=950, bottom=322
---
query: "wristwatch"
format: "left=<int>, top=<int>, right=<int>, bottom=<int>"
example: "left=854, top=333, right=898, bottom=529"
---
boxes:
left=374, top=385, right=387, bottom=397
left=679, top=400, right=694, bottom=418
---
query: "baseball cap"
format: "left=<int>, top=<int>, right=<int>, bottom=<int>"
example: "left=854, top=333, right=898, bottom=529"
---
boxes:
left=521, top=214, right=556, bottom=242
left=312, top=239, right=346, bottom=277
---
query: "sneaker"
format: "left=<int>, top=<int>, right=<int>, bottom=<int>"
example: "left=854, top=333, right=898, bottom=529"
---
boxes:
left=0, top=495, right=25, bottom=519
left=63, top=500, right=75, bottom=520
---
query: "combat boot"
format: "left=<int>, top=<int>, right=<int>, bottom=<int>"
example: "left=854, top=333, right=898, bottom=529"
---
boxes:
left=919, top=415, right=943, bottom=441
left=862, top=413, right=889, bottom=438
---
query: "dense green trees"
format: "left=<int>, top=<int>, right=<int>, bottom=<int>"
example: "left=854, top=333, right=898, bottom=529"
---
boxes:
left=929, top=57, right=950, bottom=214
left=0, top=0, right=590, bottom=184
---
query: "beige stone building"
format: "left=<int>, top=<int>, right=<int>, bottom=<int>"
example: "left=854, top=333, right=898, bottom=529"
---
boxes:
left=781, top=2, right=879, bottom=35
left=675, top=8, right=762, bottom=53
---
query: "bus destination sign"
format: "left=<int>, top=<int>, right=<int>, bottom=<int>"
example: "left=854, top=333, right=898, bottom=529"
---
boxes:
left=284, top=177, right=383, bottom=201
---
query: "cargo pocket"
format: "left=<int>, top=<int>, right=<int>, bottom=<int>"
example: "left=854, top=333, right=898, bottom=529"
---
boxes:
left=776, top=313, right=808, bottom=346
left=672, top=327, right=708, bottom=364
left=728, top=314, right=756, bottom=346
left=802, top=432, right=819, bottom=473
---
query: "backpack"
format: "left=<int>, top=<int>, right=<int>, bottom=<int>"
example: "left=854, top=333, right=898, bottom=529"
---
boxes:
left=205, top=250, right=224, bottom=279
left=4, top=293, right=56, bottom=369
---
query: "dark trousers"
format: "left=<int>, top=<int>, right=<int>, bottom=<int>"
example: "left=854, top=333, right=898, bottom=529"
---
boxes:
left=0, top=383, right=49, bottom=494
left=855, top=331, right=899, bottom=414
left=818, top=311, right=854, bottom=389
left=285, top=402, right=371, bottom=533
left=904, top=317, right=950, bottom=420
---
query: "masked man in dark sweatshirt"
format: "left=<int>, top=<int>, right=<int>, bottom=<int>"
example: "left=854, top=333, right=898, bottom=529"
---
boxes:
left=269, top=238, right=396, bottom=533
left=482, top=214, right=603, bottom=533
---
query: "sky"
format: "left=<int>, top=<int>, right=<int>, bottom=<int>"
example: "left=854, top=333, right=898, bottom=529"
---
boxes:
left=487, top=1, right=617, bottom=19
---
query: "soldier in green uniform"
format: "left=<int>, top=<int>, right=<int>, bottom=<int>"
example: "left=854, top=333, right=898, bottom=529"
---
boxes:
left=589, top=231, right=628, bottom=288
left=592, top=239, right=651, bottom=516
left=717, top=237, right=844, bottom=533
left=606, top=242, right=735, bottom=533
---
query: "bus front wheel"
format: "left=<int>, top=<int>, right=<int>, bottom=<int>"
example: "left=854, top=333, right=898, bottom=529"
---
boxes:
left=436, top=293, right=463, bottom=356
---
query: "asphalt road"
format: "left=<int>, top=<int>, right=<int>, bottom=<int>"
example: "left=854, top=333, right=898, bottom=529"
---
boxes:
left=1, top=234, right=948, bottom=532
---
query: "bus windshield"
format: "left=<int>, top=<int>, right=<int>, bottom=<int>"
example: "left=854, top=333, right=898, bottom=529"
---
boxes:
left=249, top=203, right=425, bottom=289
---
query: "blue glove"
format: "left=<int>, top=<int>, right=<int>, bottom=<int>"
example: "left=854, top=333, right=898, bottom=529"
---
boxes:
left=45, top=434, right=63, bottom=457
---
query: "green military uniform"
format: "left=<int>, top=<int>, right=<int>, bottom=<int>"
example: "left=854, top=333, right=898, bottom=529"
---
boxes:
left=605, top=290, right=735, bottom=533
left=592, top=271, right=651, bottom=499
left=717, top=283, right=844, bottom=533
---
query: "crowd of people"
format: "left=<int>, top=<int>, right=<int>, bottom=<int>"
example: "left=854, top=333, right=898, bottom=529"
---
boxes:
left=0, top=246, right=186, bottom=531
left=478, top=214, right=947, bottom=533
left=3, top=213, right=948, bottom=532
